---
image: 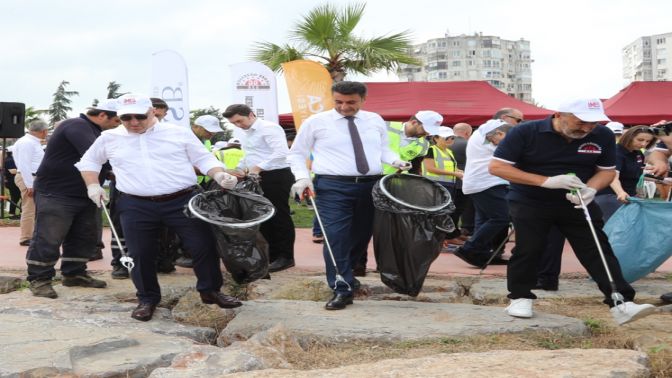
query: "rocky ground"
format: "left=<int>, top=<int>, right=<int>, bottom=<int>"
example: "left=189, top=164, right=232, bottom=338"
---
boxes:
left=1, top=268, right=671, bottom=377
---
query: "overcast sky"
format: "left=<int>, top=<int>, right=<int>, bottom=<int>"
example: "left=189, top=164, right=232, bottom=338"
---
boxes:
left=1, top=0, right=669, bottom=118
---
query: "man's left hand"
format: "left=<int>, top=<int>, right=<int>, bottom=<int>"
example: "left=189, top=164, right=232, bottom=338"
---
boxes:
left=565, top=187, right=597, bottom=207
left=213, top=172, right=237, bottom=189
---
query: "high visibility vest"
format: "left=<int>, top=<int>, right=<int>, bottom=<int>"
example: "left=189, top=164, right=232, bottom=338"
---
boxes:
left=213, top=148, right=245, bottom=170
left=422, top=145, right=457, bottom=183
left=382, top=121, right=430, bottom=174
left=197, top=140, right=213, bottom=184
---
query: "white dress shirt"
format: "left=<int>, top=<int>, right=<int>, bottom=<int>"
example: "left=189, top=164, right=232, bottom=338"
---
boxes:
left=461, top=124, right=508, bottom=195
left=12, top=133, right=44, bottom=188
left=76, top=121, right=224, bottom=196
left=288, top=109, right=398, bottom=180
left=233, top=118, right=290, bottom=171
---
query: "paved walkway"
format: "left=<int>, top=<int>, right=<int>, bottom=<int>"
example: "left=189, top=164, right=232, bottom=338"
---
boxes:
left=2, top=225, right=672, bottom=277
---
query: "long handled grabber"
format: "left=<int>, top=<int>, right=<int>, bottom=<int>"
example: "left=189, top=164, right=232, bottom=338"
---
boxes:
left=479, top=224, right=515, bottom=275
left=574, top=189, right=625, bottom=308
left=100, top=202, right=135, bottom=273
left=304, top=188, right=351, bottom=292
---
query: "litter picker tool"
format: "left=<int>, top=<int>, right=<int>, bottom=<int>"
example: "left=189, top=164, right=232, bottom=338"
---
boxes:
left=100, top=201, right=134, bottom=273
left=479, top=224, right=515, bottom=274
left=304, top=188, right=351, bottom=292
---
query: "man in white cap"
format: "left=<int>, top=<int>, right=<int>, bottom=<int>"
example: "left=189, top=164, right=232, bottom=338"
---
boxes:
left=77, top=93, right=241, bottom=322
left=489, top=98, right=655, bottom=325
left=383, top=110, right=443, bottom=175
left=26, top=99, right=121, bottom=299
left=12, top=119, right=48, bottom=246
left=606, top=121, right=624, bottom=141
left=212, top=137, right=244, bottom=170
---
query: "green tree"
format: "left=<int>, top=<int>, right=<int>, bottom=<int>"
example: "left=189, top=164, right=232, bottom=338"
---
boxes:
left=250, top=3, right=420, bottom=81
left=25, top=106, right=47, bottom=124
left=190, top=107, right=232, bottom=142
left=48, top=80, right=79, bottom=125
left=106, top=81, right=126, bottom=99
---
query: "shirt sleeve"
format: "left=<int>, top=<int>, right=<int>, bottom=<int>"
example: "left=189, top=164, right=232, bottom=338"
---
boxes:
left=257, top=125, right=290, bottom=171
left=75, top=134, right=108, bottom=173
left=287, top=120, right=314, bottom=180
left=493, top=126, right=524, bottom=164
left=595, top=132, right=616, bottom=169
left=378, top=116, right=400, bottom=164
left=184, top=128, right=225, bottom=174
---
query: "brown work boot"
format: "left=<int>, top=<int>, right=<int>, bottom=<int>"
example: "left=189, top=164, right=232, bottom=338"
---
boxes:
left=30, top=280, right=58, bottom=299
left=62, top=274, right=107, bottom=288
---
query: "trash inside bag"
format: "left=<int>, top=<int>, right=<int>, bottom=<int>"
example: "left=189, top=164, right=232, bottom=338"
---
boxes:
left=372, top=174, right=455, bottom=296
left=187, top=188, right=275, bottom=284
left=604, top=197, right=672, bottom=283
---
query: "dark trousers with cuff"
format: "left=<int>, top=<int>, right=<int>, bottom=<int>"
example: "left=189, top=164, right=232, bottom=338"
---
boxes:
left=26, top=192, right=97, bottom=282
left=117, top=190, right=223, bottom=305
left=314, top=176, right=376, bottom=295
left=507, top=200, right=635, bottom=307
left=462, top=185, right=510, bottom=259
left=259, top=168, right=296, bottom=262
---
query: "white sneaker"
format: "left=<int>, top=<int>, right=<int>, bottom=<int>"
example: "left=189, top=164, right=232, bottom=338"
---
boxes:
left=610, top=302, right=656, bottom=326
left=505, top=298, right=533, bottom=318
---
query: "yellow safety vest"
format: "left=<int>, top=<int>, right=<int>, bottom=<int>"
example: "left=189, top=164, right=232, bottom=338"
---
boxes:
left=213, top=148, right=245, bottom=170
left=422, top=145, right=457, bottom=183
left=382, top=121, right=430, bottom=174
left=197, top=140, right=213, bottom=184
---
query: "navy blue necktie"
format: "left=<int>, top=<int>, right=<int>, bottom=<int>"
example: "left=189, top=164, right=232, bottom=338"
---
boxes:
left=345, top=116, right=369, bottom=175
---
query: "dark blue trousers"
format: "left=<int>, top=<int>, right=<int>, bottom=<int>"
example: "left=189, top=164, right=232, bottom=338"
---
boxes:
left=117, top=190, right=223, bottom=305
left=462, top=185, right=510, bottom=259
left=26, top=192, right=97, bottom=282
left=314, top=176, right=376, bottom=295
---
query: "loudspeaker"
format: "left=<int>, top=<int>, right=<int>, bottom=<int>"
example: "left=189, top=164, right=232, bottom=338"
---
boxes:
left=0, top=102, right=25, bottom=138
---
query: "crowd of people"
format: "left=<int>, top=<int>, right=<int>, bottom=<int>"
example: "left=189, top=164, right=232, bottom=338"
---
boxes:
left=1, top=81, right=671, bottom=325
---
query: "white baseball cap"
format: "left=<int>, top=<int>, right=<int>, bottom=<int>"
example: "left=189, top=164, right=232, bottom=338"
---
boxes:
left=212, top=141, right=228, bottom=150
left=90, top=98, right=118, bottom=112
left=227, top=137, right=241, bottom=145
left=194, top=115, right=222, bottom=133
left=478, top=119, right=507, bottom=136
left=606, top=121, right=624, bottom=134
left=436, top=126, right=455, bottom=138
left=414, top=110, right=443, bottom=135
left=557, top=98, right=611, bottom=122
left=116, top=94, right=153, bottom=116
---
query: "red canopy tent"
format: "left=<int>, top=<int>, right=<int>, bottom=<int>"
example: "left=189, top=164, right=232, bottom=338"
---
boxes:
left=604, top=82, right=672, bottom=125
left=279, top=81, right=553, bottom=128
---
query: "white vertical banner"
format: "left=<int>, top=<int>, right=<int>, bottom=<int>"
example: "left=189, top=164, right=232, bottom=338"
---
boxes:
left=150, top=50, right=189, bottom=128
left=230, top=62, right=278, bottom=123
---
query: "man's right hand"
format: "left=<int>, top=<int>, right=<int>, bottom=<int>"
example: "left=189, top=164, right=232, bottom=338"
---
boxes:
left=26, top=188, right=34, bottom=198
left=86, top=183, right=108, bottom=208
left=290, top=178, right=314, bottom=200
left=540, top=174, right=586, bottom=190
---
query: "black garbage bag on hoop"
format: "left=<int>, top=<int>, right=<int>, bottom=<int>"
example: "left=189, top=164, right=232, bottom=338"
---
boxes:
left=372, top=174, right=455, bottom=296
left=186, top=186, right=275, bottom=284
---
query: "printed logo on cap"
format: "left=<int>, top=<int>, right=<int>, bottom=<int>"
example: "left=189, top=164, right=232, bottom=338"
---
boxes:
left=123, top=98, right=138, bottom=105
left=587, top=101, right=601, bottom=110
left=577, top=142, right=602, bottom=154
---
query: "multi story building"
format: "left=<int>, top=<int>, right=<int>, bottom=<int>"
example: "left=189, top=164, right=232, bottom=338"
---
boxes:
left=398, top=32, right=534, bottom=103
left=623, top=32, right=672, bottom=82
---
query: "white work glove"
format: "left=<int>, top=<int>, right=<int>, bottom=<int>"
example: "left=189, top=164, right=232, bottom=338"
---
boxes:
left=391, top=160, right=412, bottom=171
left=290, top=178, right=314, bottom=200
left=565, top=187, right=597, bottom=207
left=540, top=174, right=586, bottom=190
left=213, top=171, right=237, bottom=190
left=86, top=183, right=108, bottom=208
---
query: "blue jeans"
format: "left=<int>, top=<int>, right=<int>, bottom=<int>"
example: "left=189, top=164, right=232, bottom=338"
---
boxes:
left=314, top=176, right=376, bottom=295
left=26, top=192, right=97, bottom=282
left=462, top=185, right=510, bottom=258
left=117, top=190, right=223, bottom=305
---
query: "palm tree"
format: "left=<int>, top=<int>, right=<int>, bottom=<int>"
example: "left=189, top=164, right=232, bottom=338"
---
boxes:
left=250, top=3, right=420, bottom=81
left=48, top=81, right=79, bottom=125
left=106, top=81, right=126, bottom=99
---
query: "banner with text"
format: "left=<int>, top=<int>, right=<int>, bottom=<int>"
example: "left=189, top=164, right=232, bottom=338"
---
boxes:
left=282, top=60, right=333, bottom=130
left=230, top=62, right=278, bottom=124
left=150, top=50, right=190, bottom=128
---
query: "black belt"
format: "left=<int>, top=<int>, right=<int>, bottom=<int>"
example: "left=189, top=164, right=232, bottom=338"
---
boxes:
left=316, top=174, right=383, bottom=183
left=123, top=186, right=197, bottom=202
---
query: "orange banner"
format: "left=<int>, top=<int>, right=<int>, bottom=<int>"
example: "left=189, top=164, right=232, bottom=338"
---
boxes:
left=282, top=60, right=333, bottom=130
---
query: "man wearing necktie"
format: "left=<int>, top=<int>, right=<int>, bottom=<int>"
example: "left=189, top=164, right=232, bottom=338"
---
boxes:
left=288, top=81, right=411, bottom=310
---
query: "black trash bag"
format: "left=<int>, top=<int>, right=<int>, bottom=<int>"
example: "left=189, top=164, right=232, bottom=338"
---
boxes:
left=187, top=188, right=275, bottom=284
left=372, top=174, right=455, bottom=296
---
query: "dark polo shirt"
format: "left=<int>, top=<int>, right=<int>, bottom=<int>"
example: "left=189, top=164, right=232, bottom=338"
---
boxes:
left=493, top=116, right=615, bottom=206
left=598, top=144, right=644, bottom=196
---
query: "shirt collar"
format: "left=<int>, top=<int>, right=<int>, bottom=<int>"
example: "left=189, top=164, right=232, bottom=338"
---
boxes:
left=539, top=116, right=555, bottom=133
left=331, top=109, right=361, bottom=121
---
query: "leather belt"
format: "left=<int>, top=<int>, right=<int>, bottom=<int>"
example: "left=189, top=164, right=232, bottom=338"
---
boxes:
left=123, top=186, right=197, bottom=202
left=316, top=174, right=383, bottom=183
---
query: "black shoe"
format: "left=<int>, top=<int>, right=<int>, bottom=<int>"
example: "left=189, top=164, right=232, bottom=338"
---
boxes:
left=111, top=265, right=129, bottom=279
left=200, top=291, right=243, bottom=308
left=353, top=265, right=366, bottom=277
left=488, top=256, right=509, bottom=265
left=131, top=303, right=157, bottom=321
left=268, top=258, right=295, bottom=273
left=453, top=247, right=487, bottom=268
left=534, top=280, right=559, bottom=291
left=19, top=240, right=31, bottom=246
left=89, top=248, right=103, bottom=261
left=325, top=293, right=354, bottom=310
left=353, top=278, right=361, bottom=291
left=62, top=274, right=107, bottom=288
left=660, top=292, right=672, bottom=304
left=174, top=257, right=193, bottom=268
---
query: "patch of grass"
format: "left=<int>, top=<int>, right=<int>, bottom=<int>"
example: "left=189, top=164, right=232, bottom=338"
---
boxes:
left=290, top=200, right=315, bottom=228
left=583, top=317, right=605, bottom=334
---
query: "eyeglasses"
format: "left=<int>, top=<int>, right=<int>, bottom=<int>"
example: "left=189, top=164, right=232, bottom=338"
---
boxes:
left=120, top=114, right=149, bottom=122
left=505, top=114, right=523, bottom=123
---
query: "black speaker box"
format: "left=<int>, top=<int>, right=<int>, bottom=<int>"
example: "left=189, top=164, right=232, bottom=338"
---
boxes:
left=0, top=102, right=26, bottom=138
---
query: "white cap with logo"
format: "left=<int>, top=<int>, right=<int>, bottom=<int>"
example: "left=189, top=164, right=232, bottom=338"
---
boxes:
left=605, top=121, right=624, bottom=134
left=116, top=94, right=153, bottom=116
left=194, top=115, right=222, bottom=133
left=90, top=98, right=118, bottom=112
left=557, top=98, right=611, bottom=122
left=414, top=110, right=443, bottom=135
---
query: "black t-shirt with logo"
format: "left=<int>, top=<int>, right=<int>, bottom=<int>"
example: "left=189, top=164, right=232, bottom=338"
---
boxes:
left=493, top=116, right=615, bottom=206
